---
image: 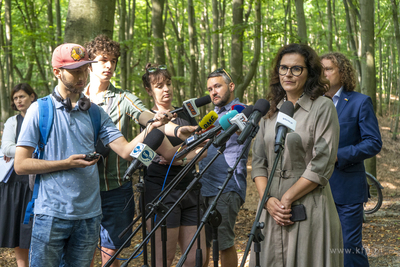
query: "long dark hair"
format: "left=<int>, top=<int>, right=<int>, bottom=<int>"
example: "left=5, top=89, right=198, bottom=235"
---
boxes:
left=10, top=83, right=38, bottom=111
left=267, top=43, right=329, bottom=117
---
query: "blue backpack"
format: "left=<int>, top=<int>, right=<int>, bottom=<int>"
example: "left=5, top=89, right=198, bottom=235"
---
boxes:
left=23, top=95, right=101, bottom=224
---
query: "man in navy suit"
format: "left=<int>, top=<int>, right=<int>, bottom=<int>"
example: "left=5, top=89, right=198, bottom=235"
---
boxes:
left=321, top=52, right=382, bottom=267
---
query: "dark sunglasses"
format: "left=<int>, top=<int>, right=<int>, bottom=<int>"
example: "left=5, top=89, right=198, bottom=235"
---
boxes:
left=212, top=68, right=233, bottom=83
left=147, top=65, right=168, bottom=73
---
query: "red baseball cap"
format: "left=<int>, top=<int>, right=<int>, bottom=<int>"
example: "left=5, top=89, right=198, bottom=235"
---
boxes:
left=52, top=43, right=97, bottom=69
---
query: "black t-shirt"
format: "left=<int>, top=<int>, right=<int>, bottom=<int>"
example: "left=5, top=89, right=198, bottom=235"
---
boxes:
left=144, top=110, right=197, bottom=190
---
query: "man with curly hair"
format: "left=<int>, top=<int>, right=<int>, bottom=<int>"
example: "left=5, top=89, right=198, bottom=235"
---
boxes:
left=321, top=52, right=382, bottom=267
left=85, top=35, right=146, bottom=267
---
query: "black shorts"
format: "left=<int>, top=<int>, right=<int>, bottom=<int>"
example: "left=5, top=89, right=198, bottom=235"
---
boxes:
left=143, top=180, right=203, bottom=228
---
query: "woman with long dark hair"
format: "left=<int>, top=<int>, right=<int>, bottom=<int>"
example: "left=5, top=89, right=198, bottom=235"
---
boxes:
left=250, top=44, right=343, bottom=266
left=1, top=83, right=37, bottom=267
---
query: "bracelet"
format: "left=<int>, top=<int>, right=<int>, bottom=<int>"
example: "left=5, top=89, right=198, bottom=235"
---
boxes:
left=174, top=125, right=181, bottom=138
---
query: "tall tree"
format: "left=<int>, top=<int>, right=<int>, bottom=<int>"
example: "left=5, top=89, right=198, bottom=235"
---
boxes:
left=327, top=0, right=333, bottom=51
left=231, top=0, right=244, bottom=90
left=295, top=0, right=307, bottom=43
left=391, top=0, right=400, bottom=140
left=211, top=0, right=219, bottom=70
left=360, top=0, right=377, bottom=176
left=64, top=0, right=116, bottom=44
left=187, top=0, right=197, bottom=98
left=152, top=0, right=165, bottom=64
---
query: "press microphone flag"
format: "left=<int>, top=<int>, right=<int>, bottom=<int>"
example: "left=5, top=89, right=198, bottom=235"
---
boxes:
left=213, top=106, right=253, bottom=147
left=123, top=129, right=164, bottom=180
left=274, top=101, right=295, bottom=153
left=195, top=110, right=218, bottom=132
left=176, top=111, right=238, bottom=159
left=236, top=99, right=270, bottom=145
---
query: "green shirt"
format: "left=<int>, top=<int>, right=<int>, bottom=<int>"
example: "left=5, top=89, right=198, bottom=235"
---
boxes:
left=87, top=83, right=148, bottom=191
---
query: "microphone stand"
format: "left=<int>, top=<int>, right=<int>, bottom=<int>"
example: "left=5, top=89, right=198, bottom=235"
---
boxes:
left=118, top=139, right=216, bottom=267
left=239, top=135, right=285, bottom=267
left=176, top=133, right=253, bottom=267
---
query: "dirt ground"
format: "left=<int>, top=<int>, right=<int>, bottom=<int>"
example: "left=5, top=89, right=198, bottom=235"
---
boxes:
left=1, top=116, right=399, bottom=266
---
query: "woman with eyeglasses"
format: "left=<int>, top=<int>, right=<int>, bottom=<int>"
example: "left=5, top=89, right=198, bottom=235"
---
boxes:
left=0, top=83, right=37, bottom=267
left=141, top=63, right=207, bottom=267
left=250, top=44, right=343, bottom=266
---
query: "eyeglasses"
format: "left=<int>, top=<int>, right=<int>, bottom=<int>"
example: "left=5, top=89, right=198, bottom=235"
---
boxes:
left=212, top=68, right=233, bottom=83
left=147, top=65, right=167, bottom=73
left=278, top=65, right=307, bottom=77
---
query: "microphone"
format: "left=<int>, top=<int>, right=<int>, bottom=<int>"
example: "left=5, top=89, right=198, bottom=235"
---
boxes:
left=194, top=110, right=218, bottom=132
left=147, top=95, right=211, bottom=123
left=176, top=111, right=238, bottom=159
left=274, top=101, right=296, bottom=153
left=213, top=106, right=253, bottom=147
left=123, top=129, right=164, bottom=180
left=236, top=99, right=270, bottom=145
left=232, top=103, right=246, bottom=113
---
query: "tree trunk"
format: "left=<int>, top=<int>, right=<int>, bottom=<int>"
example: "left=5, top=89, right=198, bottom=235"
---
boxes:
left=332, top=0, right=340, bottom=50
left=236, top=0, right=261, bottom=102
left=5, top=0, right=13, bottom=111
left=211, top=0, right=219, bottom=71
left=360, top=0, right=377, bottom=176
left=295, top=0, right=307, bottom=44
left=119, top=0, right=127, bottom=90
left=391, top=0, right=400, bottom=140
left=187, top=0, right=197, bottom=98
left=231, top=0, right=244, bottom=94
left=343, top=0, right=361, bottom=86
left=377, top=0, right=383, bottom=116
left=152, top=0, right=165, bottom=64
left=0, top=0, right=9, bottom=124
left=64, top=0, right=116, bottom=45
left=326, top=0, right=333, bottom=51
left=55, top=0, right=62, bottom=45
left=220, top=0, right=226, bottom=69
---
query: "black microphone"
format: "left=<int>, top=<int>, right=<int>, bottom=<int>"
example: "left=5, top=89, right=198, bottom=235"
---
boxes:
left=123, top=129, right=164, bottom=180
left=213, top=105, right=253, bottom=147
left=147, top=95, right=211, bottom=123
left=274, top=101, right=295, bottom=153
left=236, top=99, right=270, bottom=145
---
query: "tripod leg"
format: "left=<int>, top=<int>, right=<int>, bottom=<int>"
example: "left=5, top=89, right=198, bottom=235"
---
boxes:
left=195, top=189, right=203, bottom=267
left=161, top=221, right=168, bottom=267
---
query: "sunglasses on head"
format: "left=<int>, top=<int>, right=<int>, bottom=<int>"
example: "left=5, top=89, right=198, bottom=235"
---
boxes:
left=212, top=68, right=233, bottom=83
left=147, top=65, right=168, bottom=73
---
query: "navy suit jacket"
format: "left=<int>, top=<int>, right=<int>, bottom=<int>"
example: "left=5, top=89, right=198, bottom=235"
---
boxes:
left=329, top=89, right=382, bottom=205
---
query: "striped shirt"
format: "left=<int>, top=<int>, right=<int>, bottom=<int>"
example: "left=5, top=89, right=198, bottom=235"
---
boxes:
left=86, top=83, right=148, bottom=191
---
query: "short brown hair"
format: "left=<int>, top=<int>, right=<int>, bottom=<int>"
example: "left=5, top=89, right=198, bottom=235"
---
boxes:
left=320, top=52, right=357, bottom=92
left=85, top=35, right=120, bottom=60
left=141, top=63, right=171, bottom=91
left=11, top=83, right=37, bottom=111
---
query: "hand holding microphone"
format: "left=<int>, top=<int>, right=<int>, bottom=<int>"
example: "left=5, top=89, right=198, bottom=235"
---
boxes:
left=146, top=95, right=211, bottom=124
left=123, top=129, right=165, bottom=180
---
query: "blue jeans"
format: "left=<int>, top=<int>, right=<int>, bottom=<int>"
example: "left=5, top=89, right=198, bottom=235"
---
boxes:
left=29, top=214, right=102, bottom=267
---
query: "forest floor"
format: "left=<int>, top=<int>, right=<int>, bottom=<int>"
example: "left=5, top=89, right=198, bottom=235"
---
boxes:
left=0, top=116, right=399, bottom=267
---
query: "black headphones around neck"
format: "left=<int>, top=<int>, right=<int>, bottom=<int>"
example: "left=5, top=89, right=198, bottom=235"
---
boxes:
left=52, top=90, right=91, bottom=112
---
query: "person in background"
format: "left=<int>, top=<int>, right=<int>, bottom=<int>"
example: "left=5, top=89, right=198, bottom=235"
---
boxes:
left=251, top=43, right=343, bottom=266
left=0, top=83, right=37, bottom=267
left=199, top=68, right=250, bottom=267
left=141, top=63, right=207, bottom=267
left=321, top=52, right=382, bottom=267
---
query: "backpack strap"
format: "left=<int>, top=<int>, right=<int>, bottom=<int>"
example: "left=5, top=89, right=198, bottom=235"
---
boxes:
left=88, top=103, right=101, bottom=144
left=24, top=95, right=54, bottom=224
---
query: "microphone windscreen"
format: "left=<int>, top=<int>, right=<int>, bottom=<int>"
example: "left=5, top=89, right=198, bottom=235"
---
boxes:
left=232, top=104, right=246, bottom=113
left=143, top=129, right=164, bottom=151
left=242, top=105, right=253, bottom=118
left=219, top=110, right=238, bottom=130
left=279, top=101, right=295, bottom=117
left=194, top=95, right=211, bottom=107
left=253, top=99, right=270, bottom=116
left=198, top=111, right=218, bottom=129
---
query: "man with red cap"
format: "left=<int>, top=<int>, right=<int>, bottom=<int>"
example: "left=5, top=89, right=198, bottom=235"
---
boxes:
left=14, top=43, right=175, bottom=267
